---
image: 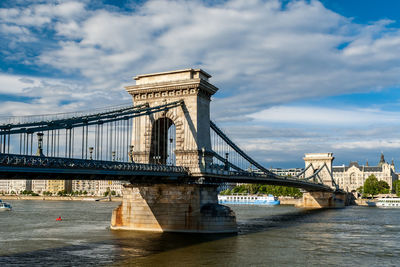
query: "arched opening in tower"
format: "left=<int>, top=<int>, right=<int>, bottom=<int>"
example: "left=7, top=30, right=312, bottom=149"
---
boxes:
left=149, top=117, right=176, bottom=165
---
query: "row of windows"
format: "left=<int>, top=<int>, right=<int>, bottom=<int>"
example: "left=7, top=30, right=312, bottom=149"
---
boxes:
left=380, top=200, right=400, bottom=203
left=382, top=203, right=400, bottom=207
left=225, top=196, right=259, bottom=200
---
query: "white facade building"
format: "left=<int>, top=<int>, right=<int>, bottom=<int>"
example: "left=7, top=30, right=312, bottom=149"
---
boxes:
left=0, top=180, right=30, bottom=194
left=72, top=180, right=98, bottom=195
left=332, top=154, right=397, bottom=192
left=97, top=180, right=125, bottom=196
left=31, top=180, right=47, bottom=194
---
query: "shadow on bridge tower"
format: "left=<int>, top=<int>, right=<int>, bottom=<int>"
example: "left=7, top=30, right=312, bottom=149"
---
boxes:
left=111, top=69, right=237, bottom=233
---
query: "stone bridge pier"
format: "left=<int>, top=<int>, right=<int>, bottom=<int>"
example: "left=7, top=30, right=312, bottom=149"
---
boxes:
left=111, top=184, right=236, bottom=233
left=110, top=69, right=237, bottom=233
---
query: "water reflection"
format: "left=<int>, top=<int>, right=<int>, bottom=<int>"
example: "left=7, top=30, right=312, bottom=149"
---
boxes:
left=112, top=231, right=239, bottom=266
left=1, top=201, right=400, bottom=266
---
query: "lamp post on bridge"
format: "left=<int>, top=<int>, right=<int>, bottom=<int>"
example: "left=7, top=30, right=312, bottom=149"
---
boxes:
left=128, top=145, right=134, bottom=163
left=224, top=152, right=229, bottom=171
left=89, top=147, right=94, bottom=160
left=169, top=137, right=173, bottom=165
left=36, top=133, right=44, bottom=157
left=153, top=155, right=161, bottom=164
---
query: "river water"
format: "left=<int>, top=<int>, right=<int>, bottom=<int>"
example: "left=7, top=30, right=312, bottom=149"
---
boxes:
left=0, top=200, right=399, bottom=266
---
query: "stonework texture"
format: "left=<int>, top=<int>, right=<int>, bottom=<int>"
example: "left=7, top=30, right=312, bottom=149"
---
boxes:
left=111, top=183, right=237, bottom=233
left=301, top=191, right=346, bottom=208
left=303, top=153, right=335, bottom=188
left=125, top=68, right=218, bottom=175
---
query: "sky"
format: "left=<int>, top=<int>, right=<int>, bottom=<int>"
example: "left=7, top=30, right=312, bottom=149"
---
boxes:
left=1, top=0, right=400, bottom=169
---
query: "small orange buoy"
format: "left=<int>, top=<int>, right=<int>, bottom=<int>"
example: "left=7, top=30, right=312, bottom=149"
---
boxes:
left=56, top=216, right=62, bottom=221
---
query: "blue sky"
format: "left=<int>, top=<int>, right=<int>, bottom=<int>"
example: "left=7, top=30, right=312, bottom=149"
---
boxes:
left=1, top=0, right=400, bottom=168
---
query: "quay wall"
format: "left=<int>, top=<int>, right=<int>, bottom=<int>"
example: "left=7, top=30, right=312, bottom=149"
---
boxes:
left=278, top=197, right=302, bottom=206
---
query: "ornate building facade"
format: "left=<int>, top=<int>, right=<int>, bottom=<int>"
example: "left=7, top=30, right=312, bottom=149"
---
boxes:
left=332, top=154, right=397, bottom=192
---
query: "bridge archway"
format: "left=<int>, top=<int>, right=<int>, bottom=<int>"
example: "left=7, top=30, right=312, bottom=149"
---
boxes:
left=125, top=69, right=218, bottom=174
left=149, top=117, right=176, bottom=165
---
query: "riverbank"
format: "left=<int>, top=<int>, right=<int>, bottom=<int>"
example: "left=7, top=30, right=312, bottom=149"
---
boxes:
left=355, top=199, right=369, bottom=206
left=278, top=196, right=302, bottom=205
left=0, top=195, right=122, bottom=202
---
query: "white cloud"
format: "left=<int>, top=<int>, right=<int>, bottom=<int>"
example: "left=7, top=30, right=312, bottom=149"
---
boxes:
left=0, top=2, right=86, bottom=26
left=332, top=140, right=400, bottom=150
left=248, top=105, right=400, bottom=126
left=1, top=0, right=399, bottom=117
left=0, top=74, right=39, bottom=94
left=2, top=0, right=400, bottom=167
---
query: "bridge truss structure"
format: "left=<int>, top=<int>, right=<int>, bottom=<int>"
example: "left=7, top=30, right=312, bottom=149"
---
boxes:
left=0, top=102, right=336, bottom=192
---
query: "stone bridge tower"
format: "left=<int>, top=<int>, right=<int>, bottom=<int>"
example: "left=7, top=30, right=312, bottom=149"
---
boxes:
left=112, top=69, right=237, bottom=233
left=302, top=153, right=348, bottom=208
left=125, top=69, right=217, bottom=175
left=303, top=153, right=335, bottom=187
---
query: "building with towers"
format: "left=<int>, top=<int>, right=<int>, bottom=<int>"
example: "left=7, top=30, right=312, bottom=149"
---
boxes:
left=332, top=153, right=397, bottom=192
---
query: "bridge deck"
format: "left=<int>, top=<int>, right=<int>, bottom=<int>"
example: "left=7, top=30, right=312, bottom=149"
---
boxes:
left=0, top=154, right=335, bottom=192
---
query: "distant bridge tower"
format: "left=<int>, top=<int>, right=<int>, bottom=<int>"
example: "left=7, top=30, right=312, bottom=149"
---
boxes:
left=125, top=69, right=218, bottom=174
left=302, top=153, right=348, bottom=208
left=303, top=153, right=335, bottom=187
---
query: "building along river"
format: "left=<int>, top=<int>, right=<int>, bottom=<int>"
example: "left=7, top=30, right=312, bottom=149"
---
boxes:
left=0, top=200, right=399, bottom=266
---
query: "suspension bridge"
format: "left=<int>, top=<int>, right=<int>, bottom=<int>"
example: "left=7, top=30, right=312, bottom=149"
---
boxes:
left=0, top=68, right=345, bottom=233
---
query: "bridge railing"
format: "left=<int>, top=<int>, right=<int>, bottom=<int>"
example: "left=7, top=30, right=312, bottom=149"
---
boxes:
left=0, top=153, right=188, bottom=175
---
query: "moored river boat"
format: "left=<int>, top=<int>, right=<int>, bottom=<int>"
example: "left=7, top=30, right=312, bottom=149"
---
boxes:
left=0, top=199, right=12, bottom=211
left=218, top=194, right=280, bottom=205
left=368, top=197, right=400, bottom=208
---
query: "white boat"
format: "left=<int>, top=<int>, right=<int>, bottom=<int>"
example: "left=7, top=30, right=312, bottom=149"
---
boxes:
left=369, top=197, right=400, bottom=208
left=218, top=194, right=280, bottom=205
left=0, top=199, right=12, bottom=211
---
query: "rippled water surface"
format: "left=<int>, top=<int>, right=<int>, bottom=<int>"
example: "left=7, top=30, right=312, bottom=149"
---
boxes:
left=1, top=200, right=399, bottom=266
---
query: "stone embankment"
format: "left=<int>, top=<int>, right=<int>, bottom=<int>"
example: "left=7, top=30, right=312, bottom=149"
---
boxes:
left=278, top=196, right=302, bottom=205
left=354, top=199, right=368, bottom=206
left=0, top=195, right=122, bottom=202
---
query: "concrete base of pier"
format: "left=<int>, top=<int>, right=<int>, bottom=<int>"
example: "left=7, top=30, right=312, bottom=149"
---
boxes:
left=299, top=191, right=347, bottom=208
left=110, top=183, right=237, bottom=233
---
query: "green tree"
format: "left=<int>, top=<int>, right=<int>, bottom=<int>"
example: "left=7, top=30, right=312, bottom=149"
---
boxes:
left=228, top=184, right=302, bottom=197
left=232, top=185, right=248, bottom=194
left=245, top=184, right=259, bottom=194
left=363, top=175, right=379, bottom=196
left=377, top=180, right=390, bottom=194
left=57, top=190, right=67, bottom=196
left=393, top=180, right=400, bottom=196
left=219, top=189, right=231, bottom=195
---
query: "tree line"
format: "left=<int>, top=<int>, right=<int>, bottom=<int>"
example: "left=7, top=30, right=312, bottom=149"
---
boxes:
left=357, top=174, right=395, bottom=196
left=220, top=184, right=303, bottom=197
